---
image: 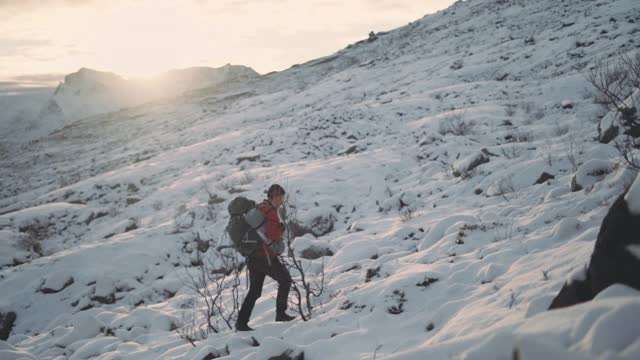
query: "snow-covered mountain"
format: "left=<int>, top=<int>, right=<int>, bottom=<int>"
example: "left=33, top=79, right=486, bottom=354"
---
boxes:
left=1, top=0, right=640, bottom=359
left=31, top=64, right=259, bottom=141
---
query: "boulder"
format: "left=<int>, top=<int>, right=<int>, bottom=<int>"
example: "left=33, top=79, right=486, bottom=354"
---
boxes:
left=549, top=174, right=640, bottom=309
left=309, top=214, right=335, bottom=237
left=0, top=311, right=16, bottom=340
left=41, top=275, right=74, bottom=294
left=570, top=159, right=615, bottom=192
left=300, top=246, right=334, bottom=260
left=452, top=152, right=490, bottom=178
left=534, top=172, right=555, bottom=185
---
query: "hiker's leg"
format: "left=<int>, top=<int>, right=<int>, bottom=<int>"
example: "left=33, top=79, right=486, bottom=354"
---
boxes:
left=237, top=259, right=267, bottom=325
left=265, top=257, right=292, bottom=314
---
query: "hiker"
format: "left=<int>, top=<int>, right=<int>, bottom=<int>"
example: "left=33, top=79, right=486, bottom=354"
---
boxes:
left=236, top=184, right=295, bottom=331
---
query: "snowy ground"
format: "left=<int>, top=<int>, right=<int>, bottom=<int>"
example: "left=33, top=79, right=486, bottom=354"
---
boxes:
left=1, top=0, right=640, bottom=359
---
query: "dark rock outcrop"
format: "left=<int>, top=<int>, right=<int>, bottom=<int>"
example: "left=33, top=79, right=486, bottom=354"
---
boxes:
left=0, top=311, right=16, bottom=340
left=41, top=276, right=74, bottom=294
left=300, top=246, right=334, bottom=260
left=534, top=172, right=555, bottom=185
left=549, top=190, right=640, bottom=309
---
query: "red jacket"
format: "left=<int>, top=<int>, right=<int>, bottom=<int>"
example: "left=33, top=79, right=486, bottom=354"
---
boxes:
left=256, top=200, right=282, bottom=257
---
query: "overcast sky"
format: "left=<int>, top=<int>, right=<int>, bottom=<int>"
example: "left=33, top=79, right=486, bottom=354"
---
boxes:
left=0, top=0, right=455, bottom=87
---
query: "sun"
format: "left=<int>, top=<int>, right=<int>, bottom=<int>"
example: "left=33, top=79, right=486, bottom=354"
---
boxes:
left=72, top=0, right=217, bottom=78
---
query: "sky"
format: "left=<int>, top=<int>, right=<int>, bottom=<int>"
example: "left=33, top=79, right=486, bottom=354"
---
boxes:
left=0, top=0, right=455, bottom=88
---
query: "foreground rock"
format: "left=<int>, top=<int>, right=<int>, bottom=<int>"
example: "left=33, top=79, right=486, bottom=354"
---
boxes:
left=0, top=311, right=16, bottom=340
left=549, top=175, right=640, bottom=309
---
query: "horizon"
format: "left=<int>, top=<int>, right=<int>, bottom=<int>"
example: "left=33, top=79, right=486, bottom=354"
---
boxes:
left=0, top=0, right=456, bottom=90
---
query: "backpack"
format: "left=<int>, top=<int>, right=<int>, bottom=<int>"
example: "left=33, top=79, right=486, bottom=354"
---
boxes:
left=226, top=196, right=266, bottom=256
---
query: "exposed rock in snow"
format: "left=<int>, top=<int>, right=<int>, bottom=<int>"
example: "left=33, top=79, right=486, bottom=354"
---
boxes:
left=534, top=172, right=555, bottom=185
left=0, top=311, right=16, bottom=340
left=550, top=188, right=640, bottom=310
left=571, top=159, right=616, bottom=192
left=256, top=337, right=303, bottom=360
left=452, top=151, right=489, bottom=178
left=40, top=274, right=74, bottom=294
left=292, top=234, right=334, bottom=260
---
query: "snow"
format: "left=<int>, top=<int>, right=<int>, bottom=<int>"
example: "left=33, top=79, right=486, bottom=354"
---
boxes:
left=1, top=0, right=640, bottom=359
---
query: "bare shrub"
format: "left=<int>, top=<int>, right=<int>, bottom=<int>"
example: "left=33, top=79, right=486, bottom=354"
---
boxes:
left=521, top=102, right=533, bottom=115
left=494, top=176, right=516, bottom=201
left=533, top=108, right=546, bottom=121
left=504, top=131, right=533, bottom=143
left=438, top=112, right=474, bottom=136
left=151, top=200, right=163, bottom=211
left=178, top=232, right=242, bottom=344
left=541, top=138, right=554, bottom=166
left=239, top=171, right=254, bottom=186
left=400, top=208, right=414, bottom=223
left=566, top=135, right=580, bottom=172
left=18, top=223, right=49, bottom=257
left=500, top=146, right=522, bottom=160
left=280, top=197, right=326, bottom=321
left=201, top=182, right=224, bottom=223
left=588, top=52, right=640, bottom=168
left=494, top=220, right=514, bottom=242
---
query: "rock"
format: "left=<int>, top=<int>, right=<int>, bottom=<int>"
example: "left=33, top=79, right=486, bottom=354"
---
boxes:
left=41, top=275, right=74, bottom=294
left=124, top=219, right=138, bottom=232
left=126, top=197, right=141, bottom=205
left=561, top=100, right=574, bottom=109
left=480, top=148, right=499, bottom=157
left=338, top=145, right=365, bottom=156
left=92, top=278, right=116, bottom=304
left=300, top=246, right=334, bottom=260
left=269, top=351, right=304, bottom=360
left=92, top=293, right=115, bottom=304
left=365, top=266, right=381, bottom=283
left=450, top=59, right=464, bottom=70
left=570, top=176, right=582, bottom=192
left=534, top=172, right=555, bottom=185
left=127, top=183, right=139, bottom=193
left=309, top=214, right=335, bottom=237
left=570, top=159, right=615, bottom=192
left=0, top=311, right=16, bottom=340
left=598, top=122, right=619, bottom=144
left=548, top=276, right=591, bottom=310
left=549, top=179, right=640, bottom=309
left=452, top=152, right=490, bottom=178
left=236, top=154, right=260, bottom=165
left=196, top=239, right=210, bottom=253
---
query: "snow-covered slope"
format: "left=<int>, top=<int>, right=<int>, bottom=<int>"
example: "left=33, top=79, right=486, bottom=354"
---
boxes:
left=1, top=0, right=640, bottom=359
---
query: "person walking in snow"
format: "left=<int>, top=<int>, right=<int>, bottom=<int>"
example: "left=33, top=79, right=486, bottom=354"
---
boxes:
left=236, top=184, right=295, bottom=331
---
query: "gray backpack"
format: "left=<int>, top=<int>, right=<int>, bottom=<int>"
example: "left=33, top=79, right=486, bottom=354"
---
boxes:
left=226, top=197, right=266, bottom=256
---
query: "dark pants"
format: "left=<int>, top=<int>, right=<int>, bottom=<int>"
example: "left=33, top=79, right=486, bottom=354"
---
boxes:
left=237, top=256, right=292, bottom=325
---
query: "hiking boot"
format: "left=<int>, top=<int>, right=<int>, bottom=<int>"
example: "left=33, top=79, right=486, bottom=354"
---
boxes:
left=235, top=322, right=254, bottom=331
left=275, top=312, right=296, bottom=322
